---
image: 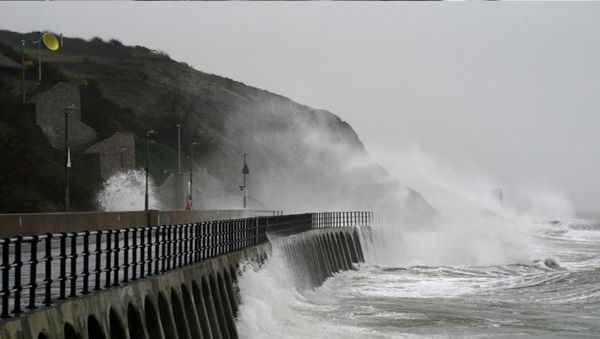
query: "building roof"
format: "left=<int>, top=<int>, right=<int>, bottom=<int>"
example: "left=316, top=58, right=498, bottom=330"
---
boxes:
left=85, top=132, right=134, bottom=154
left=0, top=53, right=21, bottom=70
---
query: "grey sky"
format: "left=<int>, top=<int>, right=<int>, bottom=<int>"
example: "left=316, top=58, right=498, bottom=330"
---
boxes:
left=1, top=2, right=599, bottom=216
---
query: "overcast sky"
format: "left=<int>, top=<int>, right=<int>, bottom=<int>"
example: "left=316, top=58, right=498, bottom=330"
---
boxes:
left=1, top=2, right=599, bottom=216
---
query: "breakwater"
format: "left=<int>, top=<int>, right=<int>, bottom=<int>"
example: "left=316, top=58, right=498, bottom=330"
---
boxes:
left=0, top=212, right=370, bottom=339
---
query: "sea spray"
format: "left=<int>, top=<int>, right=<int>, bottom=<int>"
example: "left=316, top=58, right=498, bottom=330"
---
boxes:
left=235, top=236, right=371, bottom=338
left=96, top=169, right=163, bottom=211
left=354, top=147, right=572, bottom=267
left=234, top=147, right=587, bottom=337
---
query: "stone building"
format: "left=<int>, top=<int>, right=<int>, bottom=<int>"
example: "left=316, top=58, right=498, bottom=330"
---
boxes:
left=0, top=52, right=21, bottom=91
left=85, top=132, right=136, bottom=179
left=0, top=53, right=20, bottom=73
left=28, top=81, right=97, bottom=149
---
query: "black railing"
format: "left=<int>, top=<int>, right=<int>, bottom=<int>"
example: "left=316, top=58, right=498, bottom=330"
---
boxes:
left=0, top=211, right=371, bottom=319
left=312, top=211, right=373, bottom=229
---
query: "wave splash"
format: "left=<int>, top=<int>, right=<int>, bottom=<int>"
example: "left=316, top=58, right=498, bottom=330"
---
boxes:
left=96, top=169, right=163, bottom=211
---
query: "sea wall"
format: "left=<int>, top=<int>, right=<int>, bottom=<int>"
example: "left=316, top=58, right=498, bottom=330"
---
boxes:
left=275, top=227, right=364, bottom=291
left=0, top=227, right=364, bottom=339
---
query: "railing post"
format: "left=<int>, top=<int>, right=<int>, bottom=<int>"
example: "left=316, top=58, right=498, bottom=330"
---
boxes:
left=253, top=218, right=258, bottom=246
left=227, top=221, right=232, bottom=254
left=94, top=231, right=102, bottom=291
left=154, top=227, right=160, bottom=275
left=188, top=224, right=193, bottom=264
left=232, top=220, right=237, bottom=251
left=58, top=232, right=67, bottom=300
left=148, top=227, right=154, bottom=276
left=12, top=236, right=23, bottom=314
left=236, top=219, right=241, bottom=251
left=1, top=239, right=10, bottom=317
left=206, top=222, right=211, bottom=258
left=217, top=221, right=222, bottom=256
left=178, top=224, right=184, bottom=268
left=27, top=235, right=38, bottom=310
left=69, top=232, right=78, bottom=298
left=194, top=223, right=200, bottom=262
left=161, top=226, right=167, bottom=273
left=202, top=222, right=208, bottom=260
left=188, top=224, right=193, bottom=263
left=213, top=221, right=219, bottom=257
left=167, top=226, right=172, bottom=271
left=123, top=229, right=130, bottom=283
left=210, top=221, right=216, bottom=258
left=208, top=222, right=214, bottom=258
left=104, top=230, right=112, bottom=288
left=131, top=228, right=137, bottom=281
left=219, top=221, right=224, bottom=256
left=82, top=231, right=90, bottom=295
left=139, top=228, right=145, bottom=279
left=113, top=229, right=120, bottom=287
left=182, top=225, right=187, bottom=266
left=174, top=225, right=179, bottom=268
left=43, top=234, right=53, bottom=306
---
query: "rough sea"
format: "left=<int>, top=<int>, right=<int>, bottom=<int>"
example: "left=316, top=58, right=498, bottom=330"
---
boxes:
left=235, top=217, right=600, bottom=338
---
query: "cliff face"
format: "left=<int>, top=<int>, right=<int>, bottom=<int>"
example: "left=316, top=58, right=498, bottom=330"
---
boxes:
left=0, top=30, right=433, bottom=214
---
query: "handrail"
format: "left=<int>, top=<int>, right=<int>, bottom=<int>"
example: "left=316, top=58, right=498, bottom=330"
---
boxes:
left=0, top=211, right=372, bottom=319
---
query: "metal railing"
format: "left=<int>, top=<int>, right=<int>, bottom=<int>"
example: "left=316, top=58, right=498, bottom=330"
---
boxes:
left=312, top=211, right=373, bottom=229
left=0, top=211, right=371, bottom=319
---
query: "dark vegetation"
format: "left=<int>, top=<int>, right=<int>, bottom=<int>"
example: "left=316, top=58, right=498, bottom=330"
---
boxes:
left=0, top=34, right=211, bottom=211
left=79, top=79, right=142, bottom=139
left=0, top=93, right=100, bottom=212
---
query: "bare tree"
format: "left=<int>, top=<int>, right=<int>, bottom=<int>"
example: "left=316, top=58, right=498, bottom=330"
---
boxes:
left=159, top=85, right=199, bottom=125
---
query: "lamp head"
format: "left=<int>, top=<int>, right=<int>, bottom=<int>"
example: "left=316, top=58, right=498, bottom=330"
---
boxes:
left=41, top=32, right=60, bottom=51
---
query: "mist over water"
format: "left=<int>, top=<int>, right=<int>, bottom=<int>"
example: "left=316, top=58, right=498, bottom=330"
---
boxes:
left=234, top=149, right=599, bottom=338
left=96, top=169, right=162, bottom=211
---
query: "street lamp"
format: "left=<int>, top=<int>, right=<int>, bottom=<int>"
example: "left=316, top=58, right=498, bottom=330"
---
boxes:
left=120, top=148, right=127, bottom=169
left=239, top=153, right=250, bottom=209
left=20, top=32, right=61, bottom=103
left=186, top=141, right=200, bottom=210
left=145, top=129, right=158, bottom=211
left=176, top=124, right=182, bottom=173
left=64, top=104, right=79, bottom=212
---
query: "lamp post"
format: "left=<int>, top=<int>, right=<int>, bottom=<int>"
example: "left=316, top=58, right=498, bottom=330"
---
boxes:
left=176, top=124, right=181, bottom=173
left=145, top=129, right=157, bottom=211
left=64, top=104, right=79, bottom=212
left=239, top=153, right=250, bottom=209
left=19, top=32, right=61, bottom=103
left=186, top=141, right=200, bottom=210
left=120, top=148, right=127, bottom=169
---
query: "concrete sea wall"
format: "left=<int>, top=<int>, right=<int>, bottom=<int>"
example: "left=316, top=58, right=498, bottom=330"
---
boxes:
left=0, top=227, right=364, bottom=339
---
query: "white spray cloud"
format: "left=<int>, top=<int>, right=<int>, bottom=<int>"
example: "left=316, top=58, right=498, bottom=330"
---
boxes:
left=359, top=146, right=573, bottom=267
left=96, top=169, right=163, bottom=211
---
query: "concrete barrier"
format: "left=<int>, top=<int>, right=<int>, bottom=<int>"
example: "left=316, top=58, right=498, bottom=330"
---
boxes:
left=0, top=210, right=255, bottom=237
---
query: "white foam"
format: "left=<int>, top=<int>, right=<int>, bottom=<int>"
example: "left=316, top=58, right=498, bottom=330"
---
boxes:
left=96, top=169, right=163, bottom=211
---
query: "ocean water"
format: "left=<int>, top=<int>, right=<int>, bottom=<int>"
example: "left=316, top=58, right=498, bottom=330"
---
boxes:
left=235, top=218, right=600, bottom=338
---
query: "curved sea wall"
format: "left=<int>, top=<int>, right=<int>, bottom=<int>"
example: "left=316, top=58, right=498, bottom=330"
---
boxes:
left=0, top=226, right=364, bottom=339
